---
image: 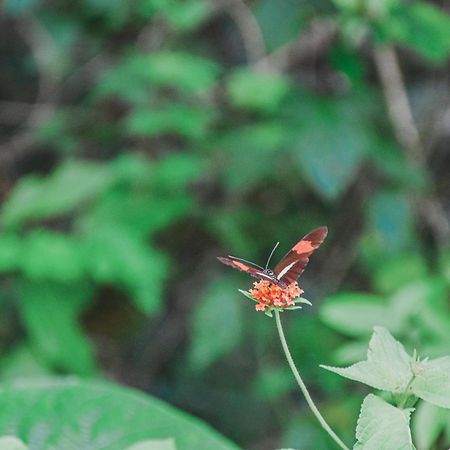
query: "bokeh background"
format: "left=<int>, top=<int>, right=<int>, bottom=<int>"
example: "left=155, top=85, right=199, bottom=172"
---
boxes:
left=1, top=0, right=450, bottom=449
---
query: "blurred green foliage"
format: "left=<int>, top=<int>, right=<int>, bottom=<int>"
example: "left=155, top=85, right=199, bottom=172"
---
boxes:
left=0, top=0, right=449, bottom=448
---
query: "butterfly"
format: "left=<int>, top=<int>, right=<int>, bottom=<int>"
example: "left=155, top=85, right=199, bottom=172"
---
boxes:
left=217, top=226, right=328, bottom=288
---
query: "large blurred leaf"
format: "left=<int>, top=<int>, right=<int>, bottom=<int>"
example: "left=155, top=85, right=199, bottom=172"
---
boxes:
left=354, top=394, right=414, bottom=450
left=18, top=280, right=95, bottom=375
left=412, top=402, right=448, bottom=450
left=126, top=438, right=177, bottom=450
left=366, top=191, right=413, bottom=254
left=255, top=0, right=305, bottom=50
left=20, top=230, right=84, bottom=282
left=83, top=225, right=169, bottom=314
left=0, top=378, right=240, bottom=450
left=293, top=96, right=372, bottom=200
left=1, top=160, right=115, bottom=229
left=189, top=278, right=244, bottom=371
left=320, top=293, right=397, bottom=337
left=377, top=2, right=450, bottom=63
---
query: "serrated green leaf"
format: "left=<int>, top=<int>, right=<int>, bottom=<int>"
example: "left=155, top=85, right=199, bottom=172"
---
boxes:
left=125, top=438, right=177, bottom=450
left=18, top=280, right=95, bottom=375
left=411, top=356, right=450, bottom=409
left=320, top=293, right=398, bottom=337
left=354, top=394, right=414, bottom=450
left=189, top=279, right=243, bottom=371
left=321, top=327, right=412, bottom=393
left=412, top=401, right=448, bottom=450
left=0, top=436, right=28, bottom=450
left=0, top=378, right=239, bottom=450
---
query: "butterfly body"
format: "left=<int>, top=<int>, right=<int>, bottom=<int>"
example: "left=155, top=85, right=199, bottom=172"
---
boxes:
left=217, top=226, right=328, bottom=288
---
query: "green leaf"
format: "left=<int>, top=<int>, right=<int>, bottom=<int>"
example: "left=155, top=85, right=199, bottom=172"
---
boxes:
left=227, top=70, right=291, bottom=113
left=20, top=230, right=84, bottom=282
left=125, top=438, right=177, bottom=450
left=84, top=225, right=169, bottom=314
left=412, top=402, right=448, bottom=450
left=367, top=191, right=413, bottom=254
left=255, top=0, right=304, bottom=50
left=378, top=2, right=450, bottom=63
left=18, top=280, right=95, bottom=375
left=354, top=394, right=414, bottom=450
left=411, top=356, right=450, bottom=409
left=125, top=105, right=213, bottom=140
left=0, top=235, right=22, bottom=272
left=321, top=327, right=412, bottom=393
left=0, top=378, right=240, bottom=450
left=293, top=96, right=371, bottom=200
left=189, top=279, right=244, bottom=371
left=0, top=436, right=28, bottom=450
left=373, top=254, right=428, bottom=294
left=1, top=160, right=115, bottom=229
left=320, top=293, right=398, bottom=337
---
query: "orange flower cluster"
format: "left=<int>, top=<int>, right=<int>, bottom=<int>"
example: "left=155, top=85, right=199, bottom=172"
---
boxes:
left=249, top=280, right=303, bottom=312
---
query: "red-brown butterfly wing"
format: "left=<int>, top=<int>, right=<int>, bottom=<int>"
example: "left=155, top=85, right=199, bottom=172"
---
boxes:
left=217, top=257, right=274, bottom=283
left=273, top=226, right=328, bottom=286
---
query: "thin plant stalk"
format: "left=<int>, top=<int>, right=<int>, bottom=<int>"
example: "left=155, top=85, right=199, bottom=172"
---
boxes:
left=274, top=310, right=350, bottom=450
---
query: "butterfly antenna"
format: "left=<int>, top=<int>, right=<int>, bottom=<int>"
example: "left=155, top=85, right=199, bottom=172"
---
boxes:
left=228, top=255, right=265, bottom=270
left=265, top=242, right=279, bottom=269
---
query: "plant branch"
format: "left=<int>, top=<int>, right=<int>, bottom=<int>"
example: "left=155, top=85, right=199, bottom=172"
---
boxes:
left=274, top=310, right=351, bottom=450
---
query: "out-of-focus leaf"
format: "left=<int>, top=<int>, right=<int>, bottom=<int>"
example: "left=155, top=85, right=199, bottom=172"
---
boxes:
left=0, top=378, right=240, bottom=450
left=320, top=293, right=397, bottom=337
left=373, top=254, right=428, bottom=294
left=1, top=160, right=115, bottom=229
left=125, top=105, right=213, bottom=140
left=4, top=0, right=37, bottom=14
left=333, top=340, right=369, bottom=365
left=0, top=345, right=50, bottom=380
left=0, top=436, right=28, bottom=450
left=321, top=327, right=412, bottom=393
left=253, top=365, right=295, bottom=400
left=142, top=0, right=209, bottom=31
left=227, top=70, right=291, bottom=113
left=18, top=280, right=95, bottom=375
left=189, top=278, right=243, bottom=371
left=217, top=123, right=289, bottom=191
left=20, top=230, right=84, bottom=282
left=411, top=356, right=450, bottom=409
left=293, top=97, right=372, bottom=200
left=0, top=235, right=21, bottom=272
left=440, top=250, right=450, bottom=286
left=255, top=0, right=304, bottom=50
left=125, top=438, right=177, bottom=450
left=354, top=394, right=414, bottom=450
left=367, top=191, right=413, bottom=254
left=377, top=2, right=450, bottom=63
left=96, top=51, right=220, bottom=101
left=83, top=225, right=168, bottom=314
left=412, top=401, right=448, bottom=450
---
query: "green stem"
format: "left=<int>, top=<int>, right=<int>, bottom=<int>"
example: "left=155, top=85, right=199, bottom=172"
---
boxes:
left=274, top=310, right=350, bottom=450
